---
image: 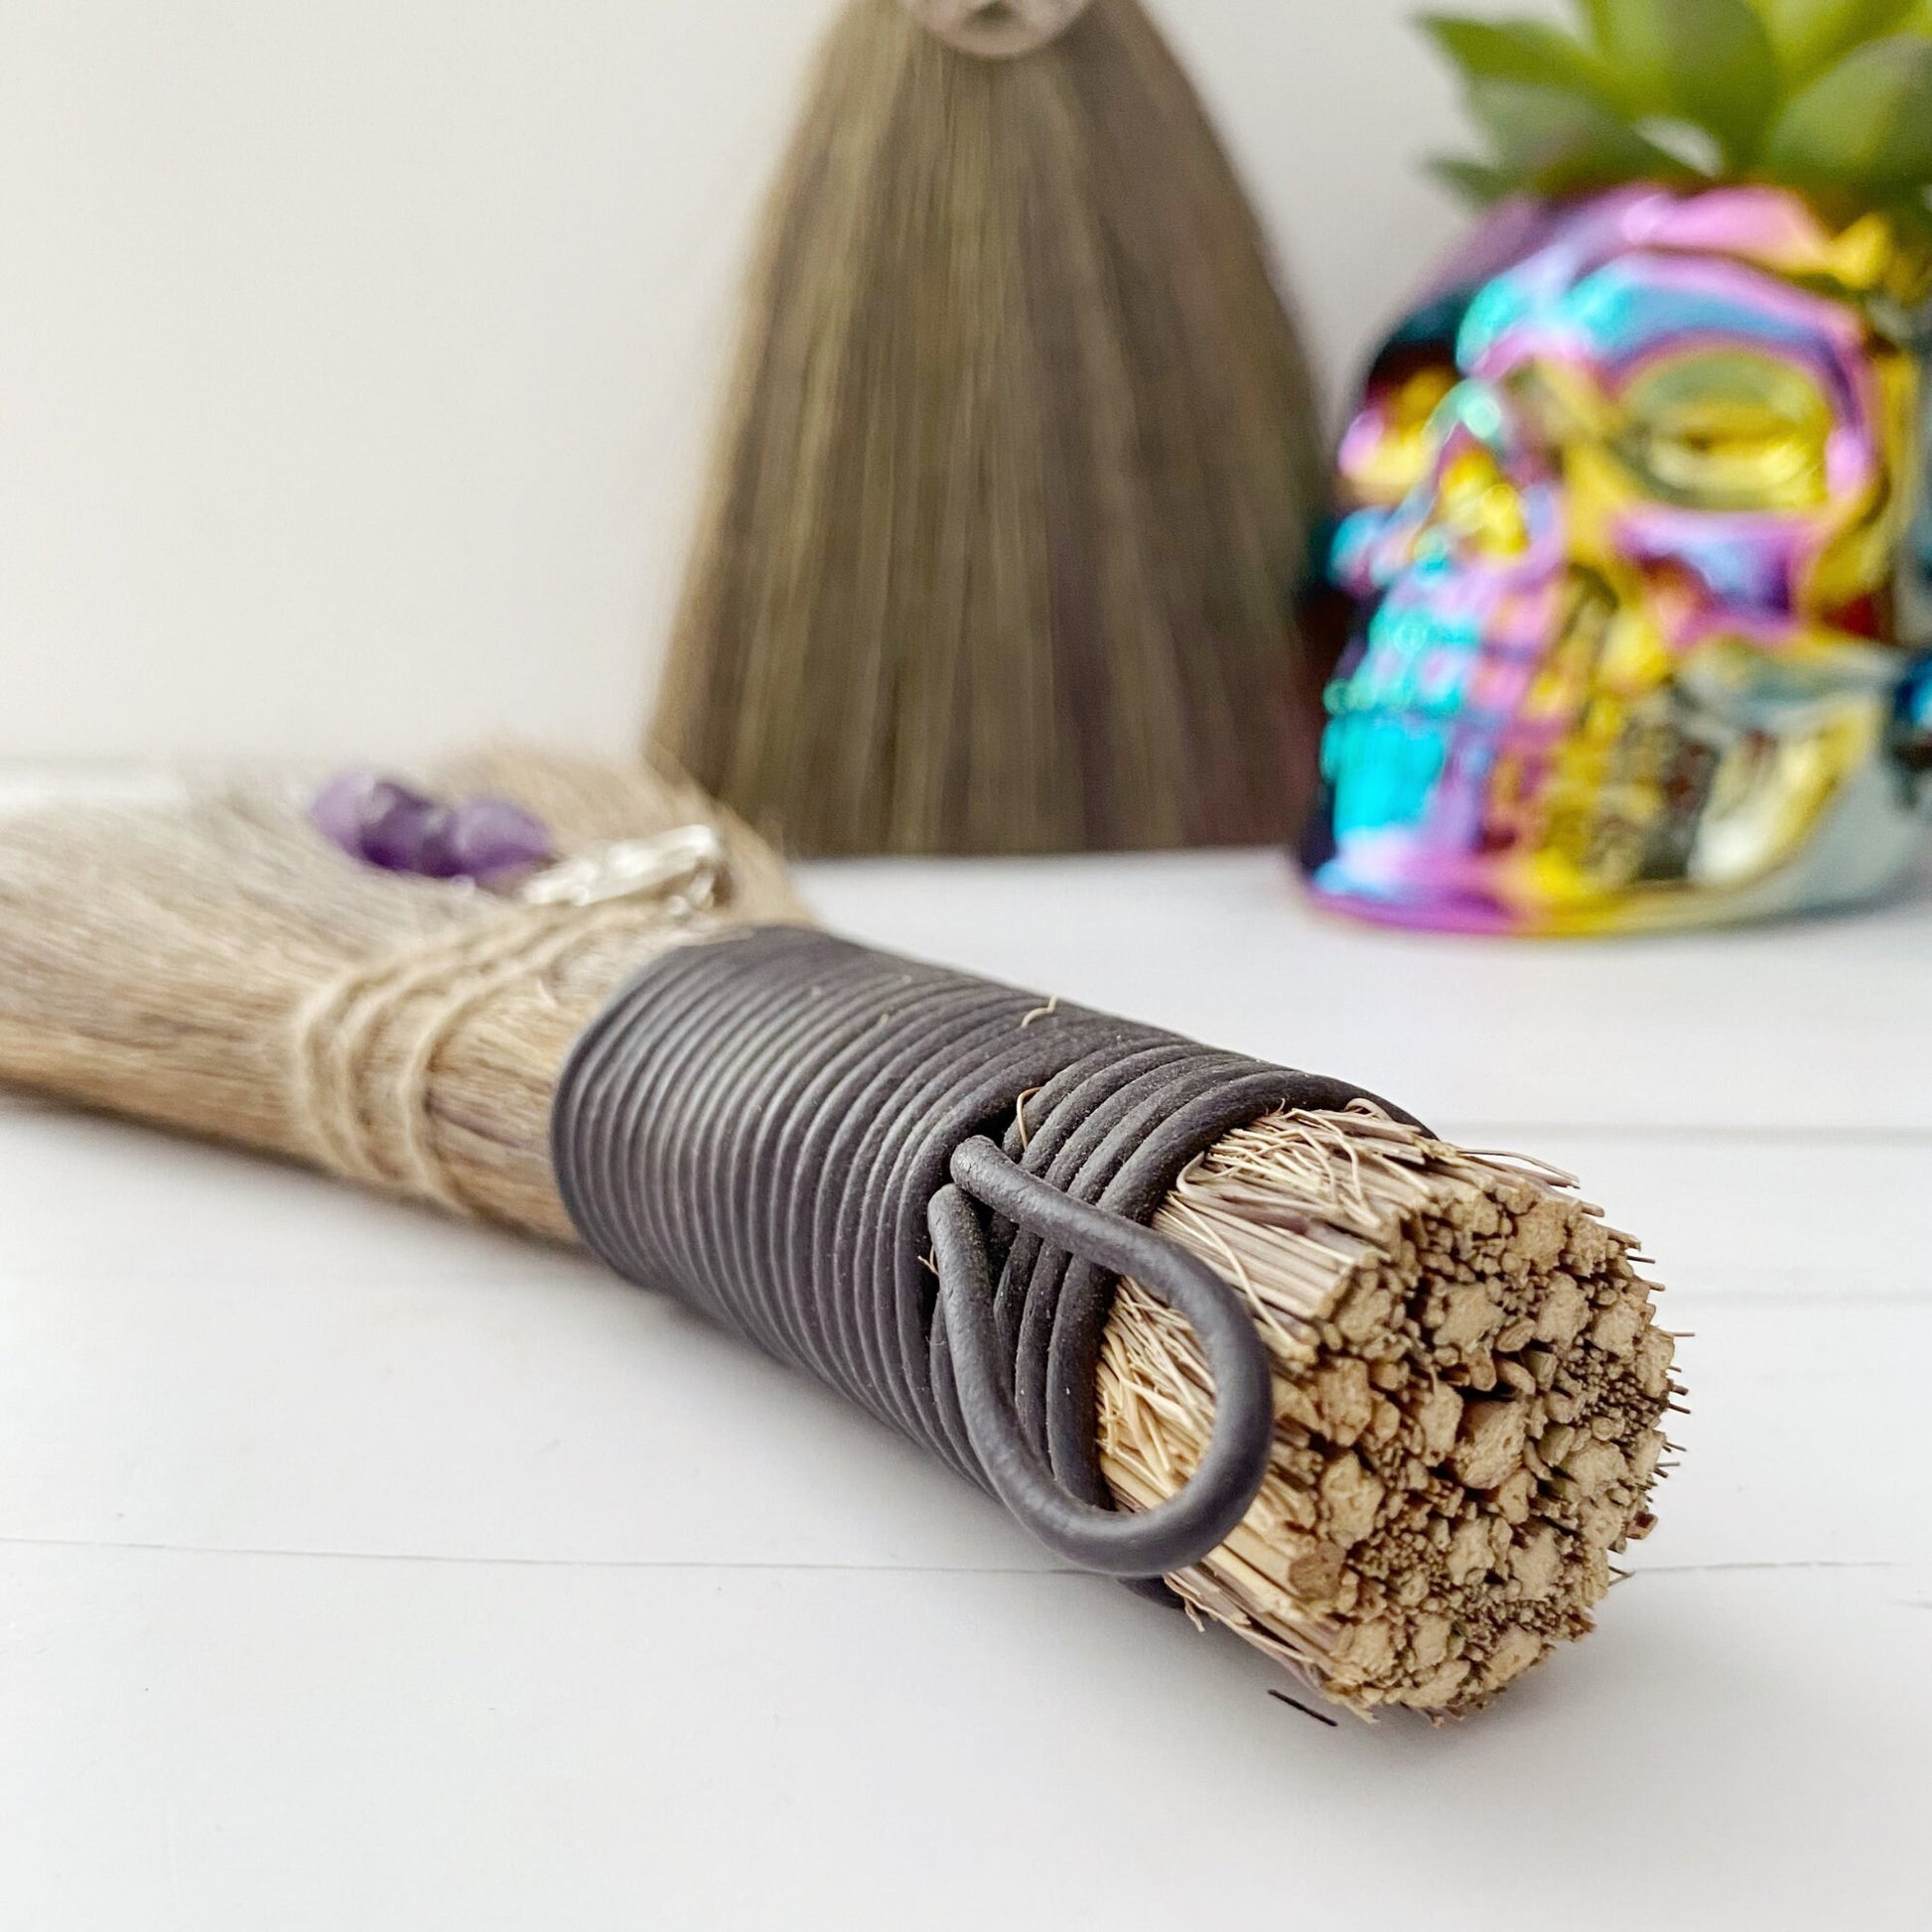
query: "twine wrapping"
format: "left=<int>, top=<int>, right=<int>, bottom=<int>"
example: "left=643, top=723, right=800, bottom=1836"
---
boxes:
left=294, top=901, right=662, bottom=1214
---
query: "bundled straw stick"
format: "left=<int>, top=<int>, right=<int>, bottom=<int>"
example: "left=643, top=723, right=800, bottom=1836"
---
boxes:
left=651, top=0, right=1327, bottom=855
left=0, top=751, right=1675, bottom=1718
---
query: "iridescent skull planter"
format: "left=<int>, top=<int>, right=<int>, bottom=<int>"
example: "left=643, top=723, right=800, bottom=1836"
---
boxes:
left=1304, top=185, right=1932, bottom=933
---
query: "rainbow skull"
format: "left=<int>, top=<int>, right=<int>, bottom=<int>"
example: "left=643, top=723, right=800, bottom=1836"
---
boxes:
left=1304, top=185, right=1932, bottom=934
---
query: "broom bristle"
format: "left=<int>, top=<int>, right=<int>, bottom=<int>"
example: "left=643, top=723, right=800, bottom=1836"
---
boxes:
left=650, top=0, right=1326, bottom=855
left=0, top=749, right=810, bottom=1234
left=0, top=757, right=1670, bottom=1716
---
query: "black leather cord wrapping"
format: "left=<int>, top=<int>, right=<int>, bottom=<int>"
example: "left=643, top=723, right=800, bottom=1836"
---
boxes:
left=551, top=925, right=1411, bottom=1584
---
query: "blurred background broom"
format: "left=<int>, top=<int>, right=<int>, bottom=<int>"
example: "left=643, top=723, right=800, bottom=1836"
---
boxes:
left=649, top=0, right=1329, bottom=856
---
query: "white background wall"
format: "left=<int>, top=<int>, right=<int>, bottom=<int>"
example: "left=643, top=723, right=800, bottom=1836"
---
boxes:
left=0, top=1, right=1532, bottom=764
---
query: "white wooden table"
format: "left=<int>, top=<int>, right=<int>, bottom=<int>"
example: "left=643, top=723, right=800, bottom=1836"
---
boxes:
left=4, top=850, right=1929, bottom=1930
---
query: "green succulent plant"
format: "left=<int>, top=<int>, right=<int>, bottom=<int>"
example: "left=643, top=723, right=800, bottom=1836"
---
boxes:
left=1426, top=0, right=1932, bottom=223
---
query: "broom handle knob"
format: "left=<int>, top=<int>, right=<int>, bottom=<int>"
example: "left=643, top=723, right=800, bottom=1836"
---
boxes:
left=901, top=0, right=1094, bottom=60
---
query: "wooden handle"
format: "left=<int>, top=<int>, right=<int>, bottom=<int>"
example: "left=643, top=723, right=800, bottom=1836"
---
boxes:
left=901, top=0, right=1094, bottom=59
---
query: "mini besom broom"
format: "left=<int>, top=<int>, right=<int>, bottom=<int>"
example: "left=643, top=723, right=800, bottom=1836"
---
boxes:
left=0, top=750, right=1678, bottom=1719
left=651, top=0, right=1328, bottom=855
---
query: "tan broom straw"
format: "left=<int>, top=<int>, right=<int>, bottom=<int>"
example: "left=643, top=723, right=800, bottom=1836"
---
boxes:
left=0, top=748, right=1677, bottom=1719
left=650, top=0, right=1329, bottom=855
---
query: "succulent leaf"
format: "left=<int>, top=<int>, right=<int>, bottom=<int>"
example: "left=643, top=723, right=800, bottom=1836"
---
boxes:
left=1428, top=0, right=1932, bottom=207
left=1753, top=0, right=1921, bottom=82
left=1465, top=77, right=1698, bottom=195
left=1428, top=155, right=1522, bottom=206
left=1421, top=16, right=1631, bottom=110
left=1576, top=0, right=1781, bottom=162
left=1629, top=116, right=1727, bottom=175
left=1759, top=33, right=1932, bottom=187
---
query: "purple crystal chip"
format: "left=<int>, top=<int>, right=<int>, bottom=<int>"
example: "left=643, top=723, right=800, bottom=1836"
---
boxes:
left=361, top=794, right=459, bottom=877
left=440, top=795, right=554, bottom=884
left=311, top=768, right=553, bottom=887
left=310, top=768, right=395, bottom=857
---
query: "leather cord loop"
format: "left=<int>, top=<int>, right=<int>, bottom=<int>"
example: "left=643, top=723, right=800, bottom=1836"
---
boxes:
left=931, top=1138, right=1273, bottom=1576
left=550, top=926, right=1417, bottom=1586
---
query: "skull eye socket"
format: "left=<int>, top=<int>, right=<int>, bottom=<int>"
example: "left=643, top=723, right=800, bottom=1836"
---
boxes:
left=1613, top=350, right=1833, bottom=511
left=1339, top=360, right=1456, bottom=507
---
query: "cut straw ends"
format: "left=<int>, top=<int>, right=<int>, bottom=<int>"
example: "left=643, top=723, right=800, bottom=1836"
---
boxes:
left=1099, top=1107, right=1673, bottom=1719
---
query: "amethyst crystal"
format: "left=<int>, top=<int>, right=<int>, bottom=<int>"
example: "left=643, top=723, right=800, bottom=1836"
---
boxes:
left=360, top=794, right=460, bottom=877
left=310, top=768, right=399, bottom=856
left=310, top=770, right=553, bottom=887
left=438, top=795, right=554, bottom=884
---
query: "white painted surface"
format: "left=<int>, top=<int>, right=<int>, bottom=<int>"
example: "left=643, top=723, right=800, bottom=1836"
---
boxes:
left=0, top=0, right=1524, bottom=766
left=4, top=855, right=1929, bottom=1930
